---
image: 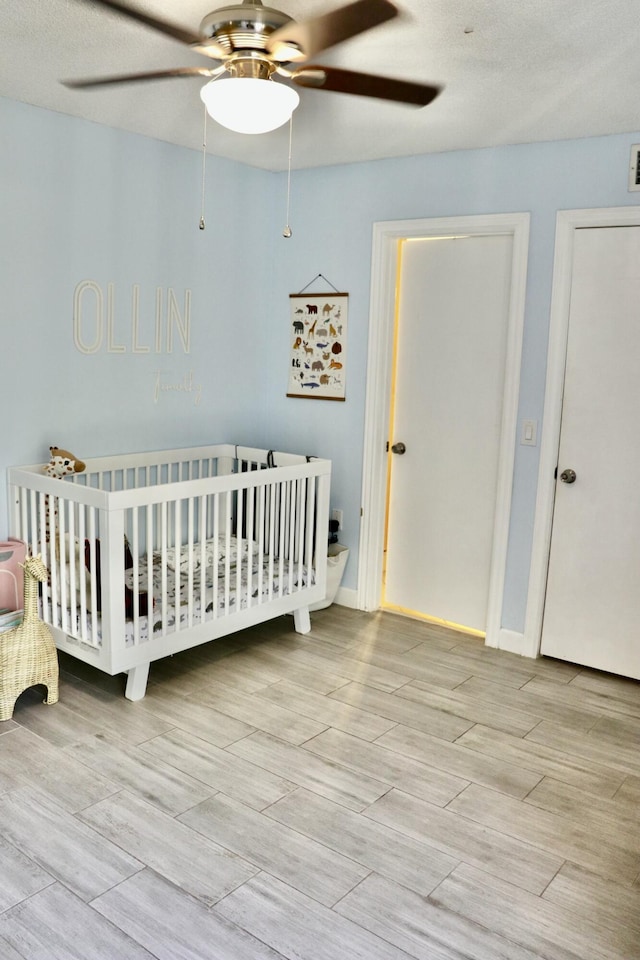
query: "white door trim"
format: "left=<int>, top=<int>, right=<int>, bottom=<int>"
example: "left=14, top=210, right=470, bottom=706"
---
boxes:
left=524, top=205, right=640, bottom=658
left=358, top=212, right=530, bottom=647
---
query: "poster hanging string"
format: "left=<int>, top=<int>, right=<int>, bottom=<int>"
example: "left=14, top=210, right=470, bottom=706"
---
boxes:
left=297, top=273, right=341, bottom=294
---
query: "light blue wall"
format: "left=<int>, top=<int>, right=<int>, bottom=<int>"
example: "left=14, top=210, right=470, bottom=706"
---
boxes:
left=3, top=94, right=640, bottom=635
left=1, top=97, right=274, bottom=536
left=264, top=133, right=640, bottom=632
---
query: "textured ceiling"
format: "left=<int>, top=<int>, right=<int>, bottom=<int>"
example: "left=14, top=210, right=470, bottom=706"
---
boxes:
left=2, top=0, right=640, bottom=171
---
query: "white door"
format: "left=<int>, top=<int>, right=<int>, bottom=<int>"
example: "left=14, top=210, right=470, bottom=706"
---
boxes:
left=541, top=225, right=640, bottom=679
left=384, top=233, right=513, bottom=633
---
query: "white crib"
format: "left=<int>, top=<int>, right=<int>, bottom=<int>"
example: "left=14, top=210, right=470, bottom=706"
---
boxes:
left=7, top=445, right=331, bottom=700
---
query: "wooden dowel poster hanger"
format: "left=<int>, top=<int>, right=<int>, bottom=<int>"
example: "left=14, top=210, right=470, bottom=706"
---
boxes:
left=287, top=288, right=348, bottom=401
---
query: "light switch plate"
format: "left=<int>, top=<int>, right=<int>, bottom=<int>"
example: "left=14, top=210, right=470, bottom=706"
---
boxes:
left=521, top=419, right=538, bottom=446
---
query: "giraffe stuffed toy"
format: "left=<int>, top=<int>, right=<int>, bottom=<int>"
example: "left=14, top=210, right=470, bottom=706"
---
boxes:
left=43, top=445, right=86, bottom=562
left=0, top=554, right=59, bottom=721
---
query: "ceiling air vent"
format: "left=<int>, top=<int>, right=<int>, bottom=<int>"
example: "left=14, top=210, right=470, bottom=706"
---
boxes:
left=629, top=144, right=640, bottom=192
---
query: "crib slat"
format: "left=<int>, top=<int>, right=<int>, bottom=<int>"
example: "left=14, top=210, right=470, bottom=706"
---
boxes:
left=245, top=482, right=255, bottom=610
left=236, top=485, right=243, bottom=614
left=198, top=494, right=207, bottom=624
left=67, top=505, right=76, bottom=633
left=223, top=490, right=231, bottom=615
left=287, top=480, right=296, bottom=596
left=160, top=500, right=168, bottom=636
left=278, top=482, right=286, bottom=598
left=268, top=483, right=276, bottom=601
left=297, top=478, right=306, bottom=590
left=187, top=497, right=195, bottom=628
left=212, top=492, right=220, bottom=622
left=306, top=475, right=316, bottom=583
left=257, top=485, right=265, bottom=606
left=48, top=495, right=61, bottom=629
left=39, top=492, right=50, bottom=621
left=58, top=497, right=69, bottom=634
left=174, top=499, right=182, bottom=634
left=130, top=509, right=140, bottom=643
left=18, top=488, right=28, bottom=559
left=77, top=507, right=88, bottom=643
left=146, top=502, right=154, bottom=638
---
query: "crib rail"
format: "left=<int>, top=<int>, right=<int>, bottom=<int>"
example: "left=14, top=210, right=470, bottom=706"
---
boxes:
left=7, top=445, right=330, bottom=676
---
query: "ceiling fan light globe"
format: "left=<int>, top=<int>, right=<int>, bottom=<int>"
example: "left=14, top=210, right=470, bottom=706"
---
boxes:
left=200, top=77, right=299, bottom=134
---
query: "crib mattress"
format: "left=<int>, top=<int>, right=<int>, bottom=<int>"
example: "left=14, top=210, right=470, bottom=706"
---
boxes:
left=64, top=549, right=313, bottom=647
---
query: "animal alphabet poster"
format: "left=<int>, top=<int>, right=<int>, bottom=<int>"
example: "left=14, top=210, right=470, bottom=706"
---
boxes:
left=287, top=293, right=348, bottom=400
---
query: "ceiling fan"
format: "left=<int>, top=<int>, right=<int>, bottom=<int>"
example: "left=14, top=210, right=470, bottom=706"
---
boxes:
left=63, top=0, right=442, bottom=134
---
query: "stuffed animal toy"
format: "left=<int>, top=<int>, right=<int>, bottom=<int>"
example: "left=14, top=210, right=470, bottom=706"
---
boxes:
left=43, top=447, right=86, bottom=563
left=45, top=446, right=86, bottom=479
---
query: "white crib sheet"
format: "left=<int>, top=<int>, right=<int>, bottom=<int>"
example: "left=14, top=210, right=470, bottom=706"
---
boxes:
left=64, top=547, right=313, bottom=647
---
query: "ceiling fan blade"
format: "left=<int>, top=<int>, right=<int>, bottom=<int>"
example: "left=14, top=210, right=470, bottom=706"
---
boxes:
left=62, top=66, right=223, bottom=89
left=292, top=65, right=442, bottom=106
left=266, top=0, right=397, bottom=63
left=79, top=0, right=226, bottom=58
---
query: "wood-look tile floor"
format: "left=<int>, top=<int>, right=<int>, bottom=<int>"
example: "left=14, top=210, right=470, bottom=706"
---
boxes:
left=1, top=606, right=639, bottom=959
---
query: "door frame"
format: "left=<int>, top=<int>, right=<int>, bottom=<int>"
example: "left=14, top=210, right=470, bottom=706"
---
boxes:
left=525, top=205, right=640, bottom=657
left=358, top=213, right=530, bottom=647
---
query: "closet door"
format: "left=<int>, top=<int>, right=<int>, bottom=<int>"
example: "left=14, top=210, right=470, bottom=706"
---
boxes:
left=541, top=224, right=640, bottom=678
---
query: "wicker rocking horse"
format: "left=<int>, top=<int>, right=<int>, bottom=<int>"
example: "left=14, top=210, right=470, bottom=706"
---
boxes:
left=0, top=554, right=59, bottom=721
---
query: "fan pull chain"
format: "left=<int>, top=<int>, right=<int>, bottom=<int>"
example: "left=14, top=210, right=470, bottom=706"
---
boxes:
left=283, top=115, right=293, bottom=238
left=199, top=104, right=207, bottom=231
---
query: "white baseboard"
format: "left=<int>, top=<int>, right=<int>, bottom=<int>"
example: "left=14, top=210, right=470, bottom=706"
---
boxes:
left=331, top=597, right=539, bottom=658
left=334, top=586, right=359, bottom=609
left=488, top=627, right=539, bottom=659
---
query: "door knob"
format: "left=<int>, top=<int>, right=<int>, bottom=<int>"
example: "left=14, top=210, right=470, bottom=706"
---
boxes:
left=559, top=468, right=576, bottom=484
left=391, top=442, right=406, bottom=455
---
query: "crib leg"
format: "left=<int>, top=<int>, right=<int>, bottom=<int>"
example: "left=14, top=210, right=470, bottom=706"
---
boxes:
left=293, top=605, right=311, bottom=635
left=125, top=663, right=150, bottom=701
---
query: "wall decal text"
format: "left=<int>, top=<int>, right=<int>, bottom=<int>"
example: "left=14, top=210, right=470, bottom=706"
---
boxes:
left=73, top=281, right=191, bottom=355
left=153, top=369, right=202, bottom=406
